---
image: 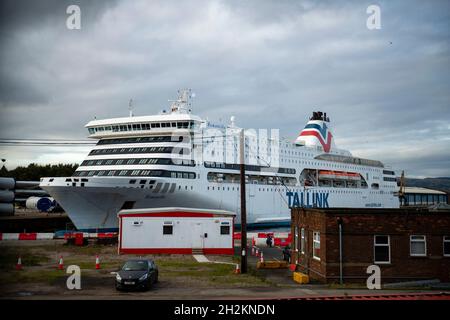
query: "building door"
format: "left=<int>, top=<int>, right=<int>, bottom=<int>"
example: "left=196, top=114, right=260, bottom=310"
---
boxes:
left=191, top=222, right=203, bottom=248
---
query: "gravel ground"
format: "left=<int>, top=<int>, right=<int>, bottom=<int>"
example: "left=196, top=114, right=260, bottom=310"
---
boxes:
left=0, top=240, right=447, bottom=299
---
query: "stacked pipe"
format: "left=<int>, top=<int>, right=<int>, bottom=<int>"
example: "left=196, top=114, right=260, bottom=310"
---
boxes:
left=0, top=177, right=15, bottom=216
left=0, top=178, right=46, bottom=215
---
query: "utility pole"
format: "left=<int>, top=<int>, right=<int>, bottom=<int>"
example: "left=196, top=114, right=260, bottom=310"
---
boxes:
left=239, top=129, right=247, bottom=273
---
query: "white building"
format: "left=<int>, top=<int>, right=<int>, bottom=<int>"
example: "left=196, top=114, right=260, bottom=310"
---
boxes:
left=118, top=207, right=235, bottom=255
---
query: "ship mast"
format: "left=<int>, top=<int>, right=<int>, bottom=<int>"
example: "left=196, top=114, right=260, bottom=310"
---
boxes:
left=168, top=88, right=194, bottom=114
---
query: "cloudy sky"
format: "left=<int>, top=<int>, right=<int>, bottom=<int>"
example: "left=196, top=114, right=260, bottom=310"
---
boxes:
left=0, top=0, right=449, bottom=178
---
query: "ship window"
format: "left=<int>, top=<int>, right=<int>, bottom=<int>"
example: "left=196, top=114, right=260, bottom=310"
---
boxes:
left=108, top=171, right=116, bottom=176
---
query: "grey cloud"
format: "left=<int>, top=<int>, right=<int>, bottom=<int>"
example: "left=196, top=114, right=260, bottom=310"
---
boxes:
left=0, top=0, right=449, bottom=177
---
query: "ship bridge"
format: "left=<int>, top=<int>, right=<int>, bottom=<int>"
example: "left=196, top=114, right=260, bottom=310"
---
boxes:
left=85, top=89, right=202, bottom=139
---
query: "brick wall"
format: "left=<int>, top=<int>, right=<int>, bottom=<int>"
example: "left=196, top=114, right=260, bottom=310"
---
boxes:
left=292, top=208, right=450, bottom=283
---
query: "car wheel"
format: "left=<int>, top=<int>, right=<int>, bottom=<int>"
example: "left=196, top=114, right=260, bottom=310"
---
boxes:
left=143, top=280, right=151, bottom=291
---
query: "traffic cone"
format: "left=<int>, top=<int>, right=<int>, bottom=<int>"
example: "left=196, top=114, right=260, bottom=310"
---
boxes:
left=251, top=246, right=255, bottom=256
left=256, top=248, right=259, bottom=257
left=260, top=252, right=264, bottom=263
left=58, top=256, right=64, bottom=270
left=252, top=237, right=255, bottom=246
left=234, top=264, right=240, bottom=274
left=16, top=257, right=22, bottom=270
left=95, top=255, right=100, bottom=269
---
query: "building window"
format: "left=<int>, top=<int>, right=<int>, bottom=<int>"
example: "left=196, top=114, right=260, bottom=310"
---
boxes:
left=313, top=231, right=320, bottom=260
left=410, top=235, right=427, bottom=256
left=300, top=228, right=305, bottom=254
left=163, top=224, right=173, bottom=235
left=444, top=236, right=450, bottom=257
left=220, top=225, right=230, bottom=235
left=374, top=235, right=390, bottom=264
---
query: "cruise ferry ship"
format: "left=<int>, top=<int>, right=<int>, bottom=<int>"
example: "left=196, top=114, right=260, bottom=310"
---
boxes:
left=40, top=89, right=399, bottom=231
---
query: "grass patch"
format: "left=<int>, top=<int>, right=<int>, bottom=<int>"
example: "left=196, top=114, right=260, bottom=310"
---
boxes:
left=0, top=269, right=65, bottom=285
left=0, top=248, right=49, bottom=270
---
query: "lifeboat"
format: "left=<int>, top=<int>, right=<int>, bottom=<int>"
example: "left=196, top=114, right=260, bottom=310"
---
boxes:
left=334, top=172, right=349, bottom=180
left=347, top=172, right=361, bottom=181
left=319, top=170, right=361, bottom=181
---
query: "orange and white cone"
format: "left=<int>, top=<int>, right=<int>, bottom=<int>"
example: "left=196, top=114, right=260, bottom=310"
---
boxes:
left=58, top=256, right=64, bottom=270
left=260, top=252, right=264, bottom=264
left=16, top=257, right=22, bottom=270
left=234, top=264, right=240, bottom=274
left=252, top=237, right=255, bottom=246
left=95, top=255, right=100, bottom=269
left=255, top=248, right=259, bottom=257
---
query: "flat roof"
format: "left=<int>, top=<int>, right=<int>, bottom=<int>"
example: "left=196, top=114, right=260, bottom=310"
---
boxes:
left=404, top=187, right=447, bottom=195
left=118, top=207, right=236, bottom=217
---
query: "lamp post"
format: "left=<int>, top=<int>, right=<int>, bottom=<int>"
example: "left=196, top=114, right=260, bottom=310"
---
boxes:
left=239, top=129, right=247, bottom=274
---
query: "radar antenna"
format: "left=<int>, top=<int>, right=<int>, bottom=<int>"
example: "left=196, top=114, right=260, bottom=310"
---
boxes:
left=168, top=89, right=194, bottom=114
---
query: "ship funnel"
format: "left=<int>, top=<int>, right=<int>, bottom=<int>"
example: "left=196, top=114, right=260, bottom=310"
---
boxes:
left=295, top=111, right=335, bottom=153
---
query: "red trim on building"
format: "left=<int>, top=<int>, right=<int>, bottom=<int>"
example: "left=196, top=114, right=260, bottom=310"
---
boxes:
left=119, top=217, right=123, bottom=252
left=118, top=212, right=216, bottom=218
left=120, top=248, right=193, bottom=254
left=203, top=248, right=234, bottom=255
left=18, top=233, right=37, bottom=240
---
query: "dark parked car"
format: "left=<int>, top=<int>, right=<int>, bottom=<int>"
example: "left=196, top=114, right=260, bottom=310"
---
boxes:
left=115, top=259, right=158, bottom=291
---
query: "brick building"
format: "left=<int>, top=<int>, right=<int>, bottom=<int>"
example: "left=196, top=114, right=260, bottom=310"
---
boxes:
left=291, top=207, right=450, bottom=283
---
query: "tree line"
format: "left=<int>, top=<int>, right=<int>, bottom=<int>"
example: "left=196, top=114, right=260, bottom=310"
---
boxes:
left=0, top=163, right=79, bottom=181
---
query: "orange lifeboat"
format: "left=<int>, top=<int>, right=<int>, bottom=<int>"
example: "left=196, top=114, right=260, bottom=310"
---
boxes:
left=318, top=170, right=336, bottom=180
left=318, top=170, right=361, bottom=181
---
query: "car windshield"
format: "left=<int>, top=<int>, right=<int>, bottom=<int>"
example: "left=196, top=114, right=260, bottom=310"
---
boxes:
left=122, top=261, right=148, bottom=271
